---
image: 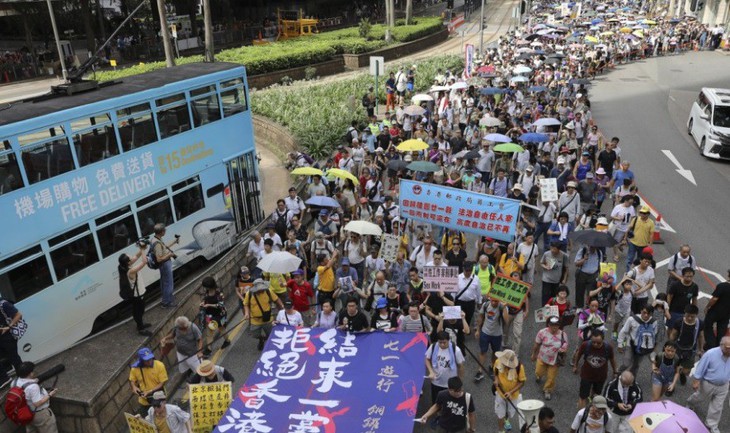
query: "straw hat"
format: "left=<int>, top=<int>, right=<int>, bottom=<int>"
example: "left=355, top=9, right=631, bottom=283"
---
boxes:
left=495, top=349, right=519, bottom=369
left=196, top=360, right=216, bottom=377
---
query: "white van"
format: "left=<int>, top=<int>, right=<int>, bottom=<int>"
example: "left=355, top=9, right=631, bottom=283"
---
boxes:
left=687, top=88, right=730, bottom=159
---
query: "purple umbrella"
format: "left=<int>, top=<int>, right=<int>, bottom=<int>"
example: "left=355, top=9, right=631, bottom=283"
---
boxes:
left=629, top=400, right=709, bottom=433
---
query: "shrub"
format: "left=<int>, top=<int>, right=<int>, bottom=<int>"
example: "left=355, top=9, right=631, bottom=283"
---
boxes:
left=358, top=18, right=372, bottom=39
left=304, top=66, right=317, bottom=80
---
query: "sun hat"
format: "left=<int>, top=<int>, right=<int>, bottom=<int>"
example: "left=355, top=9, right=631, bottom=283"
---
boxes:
left=196, top=360, right=216, bottom=377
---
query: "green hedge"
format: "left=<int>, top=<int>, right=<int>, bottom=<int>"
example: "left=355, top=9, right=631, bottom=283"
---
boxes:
left=251, top=55, right=464, bottom=159
left=91, top=17, right=443, bottom=82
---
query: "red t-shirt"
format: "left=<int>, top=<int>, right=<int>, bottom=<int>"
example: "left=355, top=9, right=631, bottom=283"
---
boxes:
left=287, top=280, right=313, bottom=312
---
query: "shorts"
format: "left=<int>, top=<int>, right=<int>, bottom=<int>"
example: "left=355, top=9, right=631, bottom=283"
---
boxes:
left=176, top=351, right=201, bottom=374
left=397, top=89, right=406, bottom=96
left=494, top=394, right=522, bottom=419
left=612, top=229, right=627, bottom=243
left=407, top=82, right=414, bottom=92
left=579, top=378, right=605, bottom=399
left=651, top=371, right=674, bottom=386
left=479, top=332, right=502, bottom=355
left=613, top=310, right=628, bottom=325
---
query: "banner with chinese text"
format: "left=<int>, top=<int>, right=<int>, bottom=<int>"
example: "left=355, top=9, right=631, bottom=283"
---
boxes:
left=190, top=381, right=233, bottom=433
left=213, top=326, right=428, bottom=433
left=488, top=274, right=531, bottom=308
left=399, top=179, right=521, bottom=243
left=422, top=266, right=460, bottom=292
left=124, top=413, right=156, bottom=433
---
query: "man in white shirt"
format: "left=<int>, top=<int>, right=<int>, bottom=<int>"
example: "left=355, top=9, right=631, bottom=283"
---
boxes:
left=14, top=362, right=59, bottom=433
left=569, top=395, right=611, bottom=433
left=477, top=142, right=495, bottom=185
left=246, top=231, right=265, bottom=262
left=426, top=250, right=448, bottom=267
left=410, top=236, right=436, bottom=269
left=284, top=187, right=306, bottom=218
left=454, top=263, right=482, bottom=325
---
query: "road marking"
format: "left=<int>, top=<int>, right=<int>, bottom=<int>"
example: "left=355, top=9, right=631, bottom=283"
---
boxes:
left=637, top=194, right=676, bottom=233
left=669, top=95, right=676, bottom=102
left=662, top=149, right=697, bottom=185
left=649, top=257, right=723, bottom=299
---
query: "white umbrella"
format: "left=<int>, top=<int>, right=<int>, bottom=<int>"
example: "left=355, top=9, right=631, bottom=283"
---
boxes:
left=480, top=117, right=501, bottom=127
left=403, top=105, right=426, bottom=116
left=533, top=117, right=562, bottom=126
left=256, top=251, right=302, bottom=274
left=450, top=81, right=468, bottom=90
left=510, top=75, right=529, bottom=83
left=412, top=93, right=433, bottom=103
left=530, top=41, right=543, bottom=47
left=513, top=65, right=533, bottom=74
left=430, top=85, right=450, bottom=92
left=344, top=220, right=383, bottom=236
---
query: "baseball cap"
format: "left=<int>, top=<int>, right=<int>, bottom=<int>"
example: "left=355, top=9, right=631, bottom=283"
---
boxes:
left=548, top=316, right=560, bottom=325
left=240, top=266, right=250, bottom=275
left=639, top=206, right=650, bottom=214
left=319, top=209, right=329, bottom=216
left=315, top=231, right=325, bottom=240
left=138, top=347, right=154, bottom=361
left=376, top=297, right=388, bottom=309
left=557, top=156, right=566, bottom=164
left=592, top=396, right=609, bottom=409
left=341, top=258, right=350, bottom=266
left=526, top=165, right=534, bottom=172
left=513, top=183, right=523, bottom=191
left=284, top=300, right=293, bottom=308
left=582, top=151, right=590, bottom=156
left=292, top=269, right=304, bottom=276
left=585, top=172, right=594, bottom=179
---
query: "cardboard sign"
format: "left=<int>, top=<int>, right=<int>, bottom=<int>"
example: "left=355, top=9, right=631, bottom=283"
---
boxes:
left=423, top=266, right=460, bottom=292
left=534, top=305, right=559, bottom=323
left=540, top=178, right=558, bottom=202
left=338, top=276, right=355, bottom=293
left=443, top=305, right=462, bottom=320
left=190, top=381, right=233, bottom=433
left=124, top=413, right=156, bottom=433
left=600, top=262, right=617, bottom=283
left=488, top=275, right=531, bottom=308
left=380, top=234, right=400, bottom=263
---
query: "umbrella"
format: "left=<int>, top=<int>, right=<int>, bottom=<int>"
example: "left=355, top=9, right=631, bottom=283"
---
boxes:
left=485, top=133, right=512, bottom=143
left=528, top=85, right=548, bottom=92
left=519, top=132, right=550, bottom=142
left=585, top=36, right=600, bottom=43
left=591, top=18, right=603, bottom=25
left=464, top=150, right=481, bottom=160
left=530, top=41, right=543, bottom=47
left=641, top=19, right=657, bottom=25
left=480, top=117, right=501, bottom=127
left=607, top=17, right=621, bottom=22
left=411, top=93, right=433, bottom=103
left=534, top=117, right=562, bottom=126
left=291, top=167, right=324, bottom=176
left=513, top=65, right=533, bottom=74
left=403, top=105, right=426, bottom=116
left=480, top=87, right=505, bottom=95
left=568, top=230, right=617, bottom=248
left=629, top=400, right=709, bottom=433
left=344, top=220, right=383, bottom=237
left=477, top=65, right=495, bottom=73
left=548, top=53, right=566, bottom=58
left=493, top=143, right=524, bottom=153
left=387, top=159, right=409, bottom=171
left=600, top=30, right=614, bottom=36
left=256, top=251, right=302, bottom=274
left=326, top=168, right=360, bottom=185
left=510, top=76, right=529, bottom=83
left=429, top=85, right=450, bottom=92
left=479, top=72, right=498, bottom=79
left=569, top=78, right=591, bottom=85
left=525, top=33, right=541, bottom=40
left=619, top=26, right=632, bottom=33
left=407, top=161, right=440, bottom=172
left=545, top=57, right=561, bottom=65
left=397, top=139, right=429, bottom=152
left=306, top=196, right=340, bottom=208
left=450, top=81, right=468, bottom=90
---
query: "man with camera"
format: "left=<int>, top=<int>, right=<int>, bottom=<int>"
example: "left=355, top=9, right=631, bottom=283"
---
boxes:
left=118, top=240, right=152, bottom=336
left=152, top=223, right=180, bottom=308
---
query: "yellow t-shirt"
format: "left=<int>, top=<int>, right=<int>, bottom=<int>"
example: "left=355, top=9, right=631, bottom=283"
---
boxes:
left=493, top=359, right=526, bottom=399
left=129, top=360, right=168, bottom=406
left=154, top=414, right=172, bottom=433
left=629, top=217, right=655, bottom=246
left=264, top=272, right=290, bottom=295
left=317, top=266, right=335, bottom=293
left=498, top=254, right=524, bottom=277
left=244, top=290, right=279, bottom=326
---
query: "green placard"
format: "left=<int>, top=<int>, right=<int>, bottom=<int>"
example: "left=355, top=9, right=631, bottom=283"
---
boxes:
left=487, top=275, right=531, bottom=308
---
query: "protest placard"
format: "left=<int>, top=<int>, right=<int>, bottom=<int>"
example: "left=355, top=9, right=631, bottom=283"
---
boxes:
left=338, top=276, right=354, bottom=293
left=443, top=306, right=462, bottom=320
left=488, top=275, right=531, bottom=308
left=380, top=234, right=400, bottom=263
left=540, top=178, right=558, bottom=202
left=125, top=413, right=156, bottom=433
left=600, top=262, right=617, bottom=283
left=422, top=266, right=460, bottom=292
left=534, top=305, right=559, bottom=323
left=190, top=381, right=232, bottom=433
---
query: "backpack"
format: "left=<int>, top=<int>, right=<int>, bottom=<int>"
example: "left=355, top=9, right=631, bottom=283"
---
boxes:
left=672, top=253, right=693, bottom=271
left=4, top=382, right=34, bottom=426
left=342, top=127, right=355, bottom=145
left=146, top=241, right=160, bottom=270
left=298, top=152, right=315, bottom=165
left=118, top=267, right=137, bottom=300
left=633, top=316, right=656, bottom=354
left=367, top=179, right=380, bottom=200
left=274, top=210, right=288, bottom=236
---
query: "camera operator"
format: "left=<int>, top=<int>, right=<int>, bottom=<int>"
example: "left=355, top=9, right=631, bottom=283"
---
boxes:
left=118, top=240, right=152, bottom=336
left=152, top=223, right=180, bottom=308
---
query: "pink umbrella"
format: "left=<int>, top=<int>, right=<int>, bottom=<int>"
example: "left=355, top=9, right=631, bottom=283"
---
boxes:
left=629, top=400, right=709, bottom=433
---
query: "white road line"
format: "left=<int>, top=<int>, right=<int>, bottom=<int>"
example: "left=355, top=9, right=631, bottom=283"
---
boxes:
left=669, top=95, right=677, bottom=102
left=638, top=197, right=676, bottom=233
left=649, top=257, right=712, bottom=299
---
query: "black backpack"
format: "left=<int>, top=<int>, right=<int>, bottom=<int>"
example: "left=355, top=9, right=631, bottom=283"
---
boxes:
left=118, top=266, right=136, bottom=300
left=146, top=241, right=160, bottom=270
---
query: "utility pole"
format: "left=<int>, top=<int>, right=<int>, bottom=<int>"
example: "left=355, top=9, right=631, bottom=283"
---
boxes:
left=46, top=0, right=68, bottom=82
left=479, top=0, right=486, bottom=55
left=156, top=0, right=175, bottom=67
left=203, top=0, right=214, bottom=62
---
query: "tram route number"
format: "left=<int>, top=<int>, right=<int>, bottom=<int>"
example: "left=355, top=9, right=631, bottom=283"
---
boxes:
left=158, top=141, right=214, bottom=175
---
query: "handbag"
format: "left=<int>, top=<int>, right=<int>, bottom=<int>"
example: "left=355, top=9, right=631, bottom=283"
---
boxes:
left=0, top=301, right=28, bottom=340
left=607, top=221, right=617, bottom=236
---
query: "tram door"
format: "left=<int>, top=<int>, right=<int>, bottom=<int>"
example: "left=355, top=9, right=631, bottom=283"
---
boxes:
left=225, top=153, right=264, bottom=234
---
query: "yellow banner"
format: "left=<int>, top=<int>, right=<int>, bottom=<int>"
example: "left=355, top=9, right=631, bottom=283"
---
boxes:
left=124, top=413, right=156, bottom=433
left=189, top=381, right=233, bottom=433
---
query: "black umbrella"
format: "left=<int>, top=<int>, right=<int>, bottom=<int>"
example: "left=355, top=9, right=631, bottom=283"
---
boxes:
left=525, top=33, right=541, bottom=41
left=387, top=159, right=409, bottom=171
left=568, top=230, right=617, bottom=248
left=547, top=53, right=566, bottom=59
left=464, top=150, right=481, bottom=160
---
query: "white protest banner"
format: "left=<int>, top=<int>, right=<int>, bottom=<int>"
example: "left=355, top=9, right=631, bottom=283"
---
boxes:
left=443, top=305, right=462, bottom=320
left=540, top=178, right=558, bottom=202
left=422, top=266, right=460, bottom=292
left=534, top=305, right=559, bottom=323
left=380, top=234, right=400, bottom=263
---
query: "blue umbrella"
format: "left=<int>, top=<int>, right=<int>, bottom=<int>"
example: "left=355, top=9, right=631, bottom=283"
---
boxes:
left=305, top=196, right=340, bottom=208
left=485, top=133, right=512, bottom=143
left=591, top=18, right=603, bottom=25
left=407, top=161, right=441, bottom=172
left=480, top=87, right=505, bottom=95
left=520, top=132, right=550, bottom=142
left=528, top=85, right=548, bottom=92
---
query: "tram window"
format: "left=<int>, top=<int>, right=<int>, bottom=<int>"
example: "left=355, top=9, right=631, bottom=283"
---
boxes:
left=156, top=93, right=191, bottom=139
left=74, top=126, right=120, bottom=166
left=173, top=183, right=204, bottom=221
left=70, top=113, right=112, bottom=131
left=0, top=255, right=53, bottom=303
left=49, top=232, right=99, bottom=280
left=18, top=125, right=75, bottom=184
left=220, top=87, right=247, bottom=116
left=138, top=200, right=173, bottom=235
left=191, top=85, right=216, bottom=97
left=96, top=208, right=138, bottom=258
left=117, top=103, right=157, bottom=152
left=0, top=140, right=22, bottom=195
left=0, top=246, right=43, bottom=271
left=191, top=94, right=221, bottom=127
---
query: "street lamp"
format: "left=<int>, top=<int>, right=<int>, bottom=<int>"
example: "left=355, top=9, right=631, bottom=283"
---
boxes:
left=479, top=0, right=486, bottom=55
left=46, top=0, right=68, bottom=82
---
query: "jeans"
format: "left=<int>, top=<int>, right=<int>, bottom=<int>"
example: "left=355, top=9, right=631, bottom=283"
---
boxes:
left=575, top=271, right=598, bottom=308
left=127, top=297, right=147, bottom=329
left=535, top=222, right=552, bottom=250
left=159, top=260, right=175, bottom=306
left=625, top=242, right=645, bottom=272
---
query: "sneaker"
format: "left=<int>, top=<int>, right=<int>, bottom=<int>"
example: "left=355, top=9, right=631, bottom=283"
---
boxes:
left=544, top=391, right=552, bottom=400
left=140, top=322, right=152, bottom=329
left=504, top=419, right=512, bottom=431
left=257, top=338, right=265, bottom=351
left=160, top=303, right=172, bottom=309
left=474, top=371, right=485, bottom=382
left=535, top=376, right=542, bottom=385
left=680, top=372, right=687, bottom=385
left=221, top=340, right=231, bottom=349
left=138, top=329, right=152, bottom=337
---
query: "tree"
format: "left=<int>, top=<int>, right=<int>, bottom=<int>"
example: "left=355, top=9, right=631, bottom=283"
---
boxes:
left=406, top=0, right=413, bottom=25
left=79, top=0, right=96, bottom=52
left=155, top=0, right=175, bottom=67
left=202, top=0, right=213, bottom=62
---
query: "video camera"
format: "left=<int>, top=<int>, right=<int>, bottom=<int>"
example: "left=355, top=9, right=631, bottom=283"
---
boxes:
left=136, top=237, right=149, bottom=248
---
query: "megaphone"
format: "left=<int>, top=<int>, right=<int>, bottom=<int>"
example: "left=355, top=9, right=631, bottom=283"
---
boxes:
left=517, top=399, right=545, bottom=433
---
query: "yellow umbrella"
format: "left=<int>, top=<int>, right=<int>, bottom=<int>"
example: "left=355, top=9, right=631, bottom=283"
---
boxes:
left=291, top=167, right=324, bottom=176
left=642, top=19, right=657, bottom=25
left=585, top=36, right=600, bottom=43
left=600, top=31, right=614, bottom=36
left=396, top=139, right=429, bottom=152
left=633, top=30, right=644, bottom=38
left=326, top=168, right=360, bottom=185
left=619, top=27, right=632, bottom=33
